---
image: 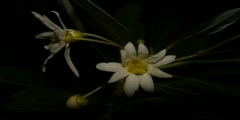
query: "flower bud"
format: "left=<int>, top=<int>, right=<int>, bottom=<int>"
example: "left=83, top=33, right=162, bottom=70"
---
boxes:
left=66, top=94, right=88, bottom=109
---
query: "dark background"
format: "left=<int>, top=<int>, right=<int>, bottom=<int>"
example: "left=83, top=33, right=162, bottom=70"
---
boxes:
left=0, top=0, right=239, bottom=119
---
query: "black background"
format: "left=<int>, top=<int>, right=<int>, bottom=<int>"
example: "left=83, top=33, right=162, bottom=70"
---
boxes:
left=0, top=0, right=240, bottom=119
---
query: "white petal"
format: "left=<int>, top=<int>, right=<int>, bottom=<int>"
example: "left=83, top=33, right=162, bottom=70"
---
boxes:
left=44, top=45, right=49, bottom=50
left=139, top=73, right=154, bottom=92
left=31, top=11, right=60, bottom=30
left=121, top=50, right=127, bottom=63
left=35, top=32, right=54, bottom=39
left=53, top=29, right=66, bottom=41
left=42, top=15, right=62, bottom=30
left=50, top=11, right=67, bottom=29
left=146, top=49, right=166, bottom=63
left=65, top=44, right=80, bottom=77
left=124, top=75, right=140, bottom=97
left=137, top=43, right=149, bottom=58
left=147, top=66, right=172, bottom=78
left=124, top=42, right=137, bottom=59
left=42, top=54, right=54, bottom=72
left=108, top=68, right=130, bottom=83
left=49, top=41, right=66, bottom=54
left=96, top=62, right=122, bottom=72
left=120, top=50, right=131, bottom=65
left=151, top=55, right=176, bottom=67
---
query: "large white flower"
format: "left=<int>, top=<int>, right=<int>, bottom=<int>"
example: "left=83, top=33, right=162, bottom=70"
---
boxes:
left=32, top=11, right=83, bottom=77
left=96, top=42, right=176, bottom=97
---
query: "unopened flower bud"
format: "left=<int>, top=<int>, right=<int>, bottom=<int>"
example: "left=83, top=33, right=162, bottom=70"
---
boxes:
left=66, top=94, right=88, bottom=109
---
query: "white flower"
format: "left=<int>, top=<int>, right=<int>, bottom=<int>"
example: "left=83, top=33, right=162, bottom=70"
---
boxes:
left=96, top=42, right=176, bottom=97
left=32, top=11, right=83, bottom=77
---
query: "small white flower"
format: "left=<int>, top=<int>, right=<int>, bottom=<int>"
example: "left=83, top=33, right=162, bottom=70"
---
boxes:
left=32, top=11, right=83, bottom=77
left=96, top=42, right=176, bottom=97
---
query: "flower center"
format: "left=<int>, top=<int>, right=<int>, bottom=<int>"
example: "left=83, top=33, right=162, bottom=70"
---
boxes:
left=65, top=30, right=84, bottom=43
left=127, top=60, right=148, bottom=75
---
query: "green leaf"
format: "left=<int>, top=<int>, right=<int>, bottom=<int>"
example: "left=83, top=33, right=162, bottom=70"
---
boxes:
left=114, top=1, right=144, bottom=40
left=0, top=67, right=53, bottom=87
left=72, top=0, right=134, bottom=46
left=6, top=88, right=72, bottom=111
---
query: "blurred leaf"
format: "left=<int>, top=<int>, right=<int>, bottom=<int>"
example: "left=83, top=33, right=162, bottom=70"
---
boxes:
left=168, top=37, right=208, bottom=57
left=202, top=49, right=240, bottom=58
left=197, top=69, right=240, bottom=88
left=185, top=8, right=240, bottom=38
left=128, top=97, right=176, bottom=106
left=72, top=0, right=134, bottom=46
left=162, top=75, right=240, bottom=95
left=198, top=69, right=240, bottom=77
left=155, top=84, right=197, bottom=95
left=115, top=1, right=144, bottom=40
left=58, top=0, right=85, bottom=31
left=0, top=67, right=53, bottom=87
left=160, top=58, right=240, bottom=69
left=6, top=88, right=72, bottom=111
left=166, top=8, right=240, bottom=50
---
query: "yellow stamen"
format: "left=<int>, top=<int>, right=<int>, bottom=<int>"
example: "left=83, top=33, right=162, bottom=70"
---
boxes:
left=127, top=60, right=148, bottom=75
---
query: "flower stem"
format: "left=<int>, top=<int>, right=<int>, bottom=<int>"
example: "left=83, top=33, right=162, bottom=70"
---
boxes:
left=175, top=33, right=240, bottom=61
left=83, top=83, right=108, bottom=98
left=75, top=37, right=122, bottom=48
left=83, top=33, right=123, bottom=48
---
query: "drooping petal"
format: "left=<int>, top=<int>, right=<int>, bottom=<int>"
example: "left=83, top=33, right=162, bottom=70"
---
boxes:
left=137, top=43, right=149, bottom=59
left=96, top=62, right=122, bottom=72
left=139, top=73, right=154, bottom=92
left=124, top=42, right=137, bottom=59
left=50, top=11, right=67, bottom=29
left=48, top=41, right=66, bottom=54
left=108, top=68, right=130, bottom=83
left=124, top=74, right=140, bottom=97
left=147, top=66, right=172, bottom=78
left=31, top=11, right=60, bottom=31
left=151, top=55, right=176, bottom=67
left=42, top=54, right=54, bottom=72
left=65, top=44, right=79, bottom=77
left=146, top=49, right=166, bottom=63
left=35, top=32, right=54, bottom=39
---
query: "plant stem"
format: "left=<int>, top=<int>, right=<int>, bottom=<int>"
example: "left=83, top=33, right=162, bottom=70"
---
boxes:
left=75, top=38, right=122, bottom=48
left=83, top=83, right=109, bottom=98
left=83, top=33, right=123, bottom=48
